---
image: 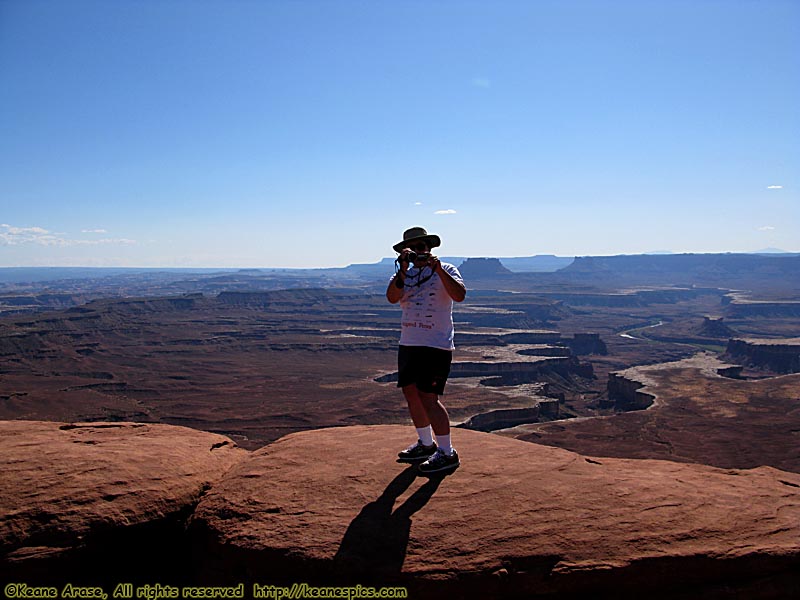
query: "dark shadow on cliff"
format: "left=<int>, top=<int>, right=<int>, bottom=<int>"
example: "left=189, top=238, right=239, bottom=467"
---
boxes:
left=333, top=465, right=446, bottom=582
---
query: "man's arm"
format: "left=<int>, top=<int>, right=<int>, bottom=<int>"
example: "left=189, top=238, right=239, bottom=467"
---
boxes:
left=431, top=257, right=466, bottom=302
left=386, top=250, right=412, bottom=304
left=386, top=271, right=405, bottom=304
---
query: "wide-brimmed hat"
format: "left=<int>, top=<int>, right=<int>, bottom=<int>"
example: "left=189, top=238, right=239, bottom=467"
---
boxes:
left=393, top=227, right=441, bottom=253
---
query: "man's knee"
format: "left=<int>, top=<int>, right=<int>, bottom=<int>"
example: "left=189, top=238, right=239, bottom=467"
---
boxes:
left=403, top=385, right=424, bottom=407
left=402, top=384, right=419, bottom=398
left=417, top=390, right=439, bottom=408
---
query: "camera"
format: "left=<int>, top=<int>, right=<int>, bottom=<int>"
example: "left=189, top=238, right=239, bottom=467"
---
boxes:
left=404, top=251, right=429, bottom=263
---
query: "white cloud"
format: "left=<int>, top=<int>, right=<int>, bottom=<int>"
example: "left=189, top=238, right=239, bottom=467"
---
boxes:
left=757, top=226, right=776, bottom=231
left=471, top=77, right=491, bottom=88
left=2, top=225, right=50, bottom=235
left=0, top=223, right=135, bottom=247
left=0, top=224, right=55, bottom=246
left=766, top=185, right=783, bottom=189
left=82, top=229, right=108, bottom=234
left=414, top=202, right=423, bottom=206
left=74, top=238, right=138, bottom=246
left=434, top=209, right=457, bottom=215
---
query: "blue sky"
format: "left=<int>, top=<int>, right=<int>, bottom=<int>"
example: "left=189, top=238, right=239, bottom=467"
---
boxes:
left=1, top=0, right=797, bottom=267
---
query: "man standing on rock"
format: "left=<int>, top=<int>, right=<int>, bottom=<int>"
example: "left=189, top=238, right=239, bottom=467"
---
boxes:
left=386, top=227, right=466, bottom=474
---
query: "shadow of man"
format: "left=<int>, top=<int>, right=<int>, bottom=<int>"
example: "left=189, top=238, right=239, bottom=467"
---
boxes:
left=333, top=465, right=446, bottom=583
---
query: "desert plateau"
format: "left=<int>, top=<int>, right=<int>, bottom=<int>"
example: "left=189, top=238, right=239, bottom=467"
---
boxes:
left=1, top=253, right=799, bottom=598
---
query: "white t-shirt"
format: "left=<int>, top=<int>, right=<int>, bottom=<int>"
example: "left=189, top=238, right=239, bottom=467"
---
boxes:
left=392, top=262, right=464, bottom=351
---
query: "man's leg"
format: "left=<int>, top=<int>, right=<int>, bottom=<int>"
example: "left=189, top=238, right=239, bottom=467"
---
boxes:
left=402, top=384, right=435, bottom=445
left=416, top=390, right=459, bottom=472
left=417, top=390, right=457, bottom=457
left=396, top=384, right=438, bottom=461
left=413, top=350, right=458, bottom=472
left=402, top=384, right=431, bottom=429
left=417, top=390, right=450, bottom=436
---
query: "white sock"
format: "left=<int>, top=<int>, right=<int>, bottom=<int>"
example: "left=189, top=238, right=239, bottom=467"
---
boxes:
left=416, top=426, right=434, bottom=446
left=435, top=433, right=453, bottom=455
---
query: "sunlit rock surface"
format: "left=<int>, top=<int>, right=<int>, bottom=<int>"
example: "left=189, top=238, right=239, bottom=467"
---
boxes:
left=189, top=424, right=800, bottom=598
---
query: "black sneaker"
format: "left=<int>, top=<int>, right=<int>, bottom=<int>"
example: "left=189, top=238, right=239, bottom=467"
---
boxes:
left=418, top=448, right=460, bottom=474
left=397, top=440, right=438, bottom=462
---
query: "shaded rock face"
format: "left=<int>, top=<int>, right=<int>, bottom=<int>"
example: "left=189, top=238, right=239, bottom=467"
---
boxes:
left=499, top=331, right=562, bottom=344
left=451, top=357, right=581, bottom=378
left=524, top=356, right=800, bottom=475
left=216, top=288, right=333, bottom=307
left=725, top=338, right=800, bottom=373
left=457, top=257, right=512, bottom=278
left=540, top=292, right=644, bottom=307
left=698, top=316, right=735, bottom=338
left=560, top=254, right=800, bottom=289
left=726, top=301, right=800, bottom=318
left=607, top=372, right=655, bottom=410
left=377, top=355, right=594, bottom=385
left=565, top=332, right=608, bottom=355
left=0, top=421, right=245, bottom=584
left=0, top=332, right=44, bottom=357
left=457, top=405, right=543, bottom=431
left=188, top=425, right=800, bottom=599
left=0, top=293, right=84, bottom=313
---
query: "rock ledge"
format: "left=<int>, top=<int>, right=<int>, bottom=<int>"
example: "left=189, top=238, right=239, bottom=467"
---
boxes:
left=189, top=424, right=800, bottom=598
left=0, top=420, right=245, bottom=582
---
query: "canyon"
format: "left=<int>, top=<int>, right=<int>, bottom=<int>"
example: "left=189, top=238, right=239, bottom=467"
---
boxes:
left=1, top=252, right=799, bottom=596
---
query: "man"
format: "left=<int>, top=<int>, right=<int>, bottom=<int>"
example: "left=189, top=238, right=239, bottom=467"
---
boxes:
left=386, top=226, right=466, bottom=474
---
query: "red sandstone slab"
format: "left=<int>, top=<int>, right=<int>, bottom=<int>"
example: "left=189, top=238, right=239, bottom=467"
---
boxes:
left=0, top=420, right=245, bottom=571
left=190, top=424, right=800, bottom=597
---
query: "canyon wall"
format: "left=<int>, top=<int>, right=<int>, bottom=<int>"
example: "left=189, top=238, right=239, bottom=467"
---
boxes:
left=607, top=372, right=655, bottom=410
left=725, top=338, right=800, bottom=373
left=458, top=405, right=541, bottom=431
left=725, top=301, right=800, bottom=319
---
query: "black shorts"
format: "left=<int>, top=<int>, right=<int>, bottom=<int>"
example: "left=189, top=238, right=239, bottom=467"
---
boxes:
left=397, top=345, right=453, bottom=395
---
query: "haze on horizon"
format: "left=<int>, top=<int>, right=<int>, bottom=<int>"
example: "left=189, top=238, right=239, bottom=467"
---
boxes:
left=1, top=0, right=798, bottom=269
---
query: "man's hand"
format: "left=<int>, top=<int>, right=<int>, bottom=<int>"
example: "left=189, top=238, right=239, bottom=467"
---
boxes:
left=430, top=255, right=466, bottom=302
left=429, top=254, right=442, bottom=274
left=387, top=251, right=413, bottom=303
left=398, top=248, right=415, bottom=273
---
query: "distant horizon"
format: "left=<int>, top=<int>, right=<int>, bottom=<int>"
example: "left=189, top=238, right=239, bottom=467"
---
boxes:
left=0, top=247, right=797, bottom=272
